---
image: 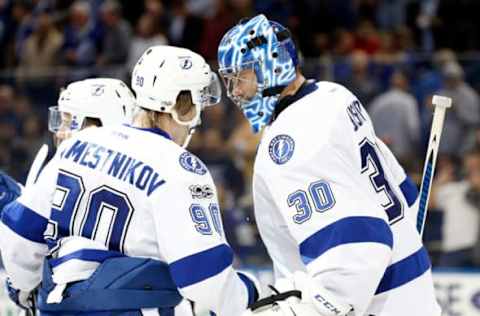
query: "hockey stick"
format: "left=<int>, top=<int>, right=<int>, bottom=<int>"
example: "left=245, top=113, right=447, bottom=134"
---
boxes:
left=416, top=95, right=452, bottom=236
left=25, top=144, right=48, bottom=188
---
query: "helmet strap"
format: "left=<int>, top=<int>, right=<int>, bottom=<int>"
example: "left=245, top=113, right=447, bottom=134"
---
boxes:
left=262, top=85, right=286, bottom=97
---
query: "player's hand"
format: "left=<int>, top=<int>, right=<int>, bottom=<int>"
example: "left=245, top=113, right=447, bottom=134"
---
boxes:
left=242, top=272, right=353, bottom=316
left=5, top=278, right=36, bottom=311
left=0, top=170, right=21, bottom=214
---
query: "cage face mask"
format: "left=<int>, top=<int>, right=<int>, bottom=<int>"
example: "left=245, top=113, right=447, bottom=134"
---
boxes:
left=48, top=106, right=85, bottom=134
left=218, top=14, right=298, bottom=133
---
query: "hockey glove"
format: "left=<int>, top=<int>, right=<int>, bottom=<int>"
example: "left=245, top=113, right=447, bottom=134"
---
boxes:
left=0, top=170, right=21, bottom=215
left=242, top=271, right=354, bottom=316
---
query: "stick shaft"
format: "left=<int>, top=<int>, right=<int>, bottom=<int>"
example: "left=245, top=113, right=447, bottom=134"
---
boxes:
left=417, top=106, right=448, bottom=236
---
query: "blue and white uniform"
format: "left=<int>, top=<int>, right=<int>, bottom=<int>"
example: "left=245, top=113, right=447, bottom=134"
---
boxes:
left=253, top=81, right=441, bottom=316
left=0, top=125, right=256, bottom=315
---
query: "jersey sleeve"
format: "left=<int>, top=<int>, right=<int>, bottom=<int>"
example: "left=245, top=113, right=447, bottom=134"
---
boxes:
left=254, top=166, right=393, bottom=315
left=149, top=165, right=256, bottom=315
left=0, top=144, right=64, bottom=291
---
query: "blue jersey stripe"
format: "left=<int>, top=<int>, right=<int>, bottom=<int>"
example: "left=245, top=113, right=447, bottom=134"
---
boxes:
left=49, top=249, right=124, bottom=267
left=1, top=201, right=47, bottom=243
left=300, top=216, right=393, bottom=265
left=237, top=272, right=259, bottom=306
left=170, top=244, right=234, bottom=288
left=399, top=176, right=418, bottom=207
left=375, top=247, right=431, bottom=294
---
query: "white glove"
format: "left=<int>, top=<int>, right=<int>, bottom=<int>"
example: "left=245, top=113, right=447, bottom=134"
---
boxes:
left=242, top=271, right=354, bottom=316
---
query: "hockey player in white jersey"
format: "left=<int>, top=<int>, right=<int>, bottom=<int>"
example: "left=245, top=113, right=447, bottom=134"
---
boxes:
left=0, top=78, right=136, bottom=217
left=0, top=45, right=259, bottom=315
left=0, top=78, right=136, bottom=311
left=218, top=15, right=440, bottom=316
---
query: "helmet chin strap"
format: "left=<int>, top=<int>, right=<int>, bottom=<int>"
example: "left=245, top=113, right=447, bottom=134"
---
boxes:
left=170, top=103, right=202, bottom=149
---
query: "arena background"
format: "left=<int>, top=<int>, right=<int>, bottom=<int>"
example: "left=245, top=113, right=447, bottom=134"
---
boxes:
left=1, top=0, right=480, bottom=315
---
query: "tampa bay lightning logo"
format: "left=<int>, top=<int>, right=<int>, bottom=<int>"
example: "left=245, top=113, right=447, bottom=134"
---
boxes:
left=269, top=134, right=295, bottom=164
left=91, top=84, right=105, bottom=96
left=179, top=152, right=207, bottom=175
left=179, top=56, right=193, bottom=70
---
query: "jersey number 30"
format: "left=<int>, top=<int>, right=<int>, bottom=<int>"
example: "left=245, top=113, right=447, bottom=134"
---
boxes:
left=287, top=180, right=336, bottom=224
left=49, top=170, right=133, bottom=252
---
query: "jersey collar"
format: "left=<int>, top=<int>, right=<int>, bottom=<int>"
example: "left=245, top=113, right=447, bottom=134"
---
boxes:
left=271, top=80, right=318, bottom=123
left=125, top=124, right=172, bottom=140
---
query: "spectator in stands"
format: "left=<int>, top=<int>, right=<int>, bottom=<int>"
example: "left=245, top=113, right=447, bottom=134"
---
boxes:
left=97, top=0, right=131, bottom=66
left=199, top=0, right=235, bottom=60
left=340, top=50, right=380, bottom=106
left=0, top=85, right=18, bottom=130
left=197, top=127, right=245, bottom=202
left=12, top=0, right=34, bottom=62
left=434, top=148, right=480, bottom=267
left=369, top=70, right=420, bottom=162
left=167, top=0, right=203, bottom=52
left=226, top=113, right=262, bottom=196
left=434, top=61, right=480, bottom=155
left=127, top=13, right=167, bottom=72
left=376, top=0, right=408, bottom=31
left=353, top=19, right=381, bottom=55
left=374, top=27, right=415, bottom=71
left=17, top=11, right=63, bottom=78
left=61, top=1, right=97, bottom=67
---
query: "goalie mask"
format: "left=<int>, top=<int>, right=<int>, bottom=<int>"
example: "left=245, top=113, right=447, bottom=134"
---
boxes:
left=218, top=14, right=298, bottom=133
left=131, top=45, right=221, bottom=148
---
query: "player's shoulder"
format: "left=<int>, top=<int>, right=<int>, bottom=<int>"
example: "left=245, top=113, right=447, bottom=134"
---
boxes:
left=261, top=81, right=349, bottom=152
left=270, top=80, right=355, bottom=128
left=119, top=126, right=212, bottom=180
left=172, top=149, right=213, bottom=181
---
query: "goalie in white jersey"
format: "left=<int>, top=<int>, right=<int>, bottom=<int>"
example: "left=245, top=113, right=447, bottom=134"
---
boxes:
left=0, top=46, right=259, bottom=315
left=218, top=15, right=440, bottom=316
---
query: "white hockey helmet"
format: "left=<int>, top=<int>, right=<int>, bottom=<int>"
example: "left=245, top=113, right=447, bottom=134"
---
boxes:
left=131, top=45, right=221, bottom=134
left=48, top=78, right=136, bottom=133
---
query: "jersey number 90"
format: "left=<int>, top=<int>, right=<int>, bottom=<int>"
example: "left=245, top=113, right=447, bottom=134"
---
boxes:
left=48, top=170, right=133, bottom=252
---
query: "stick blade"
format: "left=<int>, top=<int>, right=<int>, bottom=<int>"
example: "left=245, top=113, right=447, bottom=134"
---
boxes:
left=432, top=95, right=452, bottom=109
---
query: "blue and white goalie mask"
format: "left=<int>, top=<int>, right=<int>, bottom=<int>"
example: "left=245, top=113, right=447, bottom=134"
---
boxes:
left=218, top=14, right=298, bottom=133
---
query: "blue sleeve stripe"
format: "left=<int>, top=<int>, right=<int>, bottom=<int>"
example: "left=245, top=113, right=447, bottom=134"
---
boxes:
left=399, top=176, right=418, bottom=207
left=170, top=244, right=234, bottom=288
left=299, top=216, right=393, bottom=265
left=49, top=249, right=124, bottom=267
left=375, top=246, right=431, bottom=294
left=237, top=272, right=259, bottom=306
left=1, top=201, right=48, bottom=243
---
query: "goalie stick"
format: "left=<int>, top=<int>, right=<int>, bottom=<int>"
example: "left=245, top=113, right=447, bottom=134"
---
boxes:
left=416, top=95, right=452, bottom=236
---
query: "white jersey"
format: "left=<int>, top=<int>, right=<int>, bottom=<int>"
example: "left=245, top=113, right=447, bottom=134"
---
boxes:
left=0, top=125, right=255, bottom=315
left=253, top=81, right=441, bottom=316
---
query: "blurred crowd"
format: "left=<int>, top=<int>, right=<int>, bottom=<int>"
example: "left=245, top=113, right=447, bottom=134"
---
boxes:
left=0, top=0, right=480, bottom=268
